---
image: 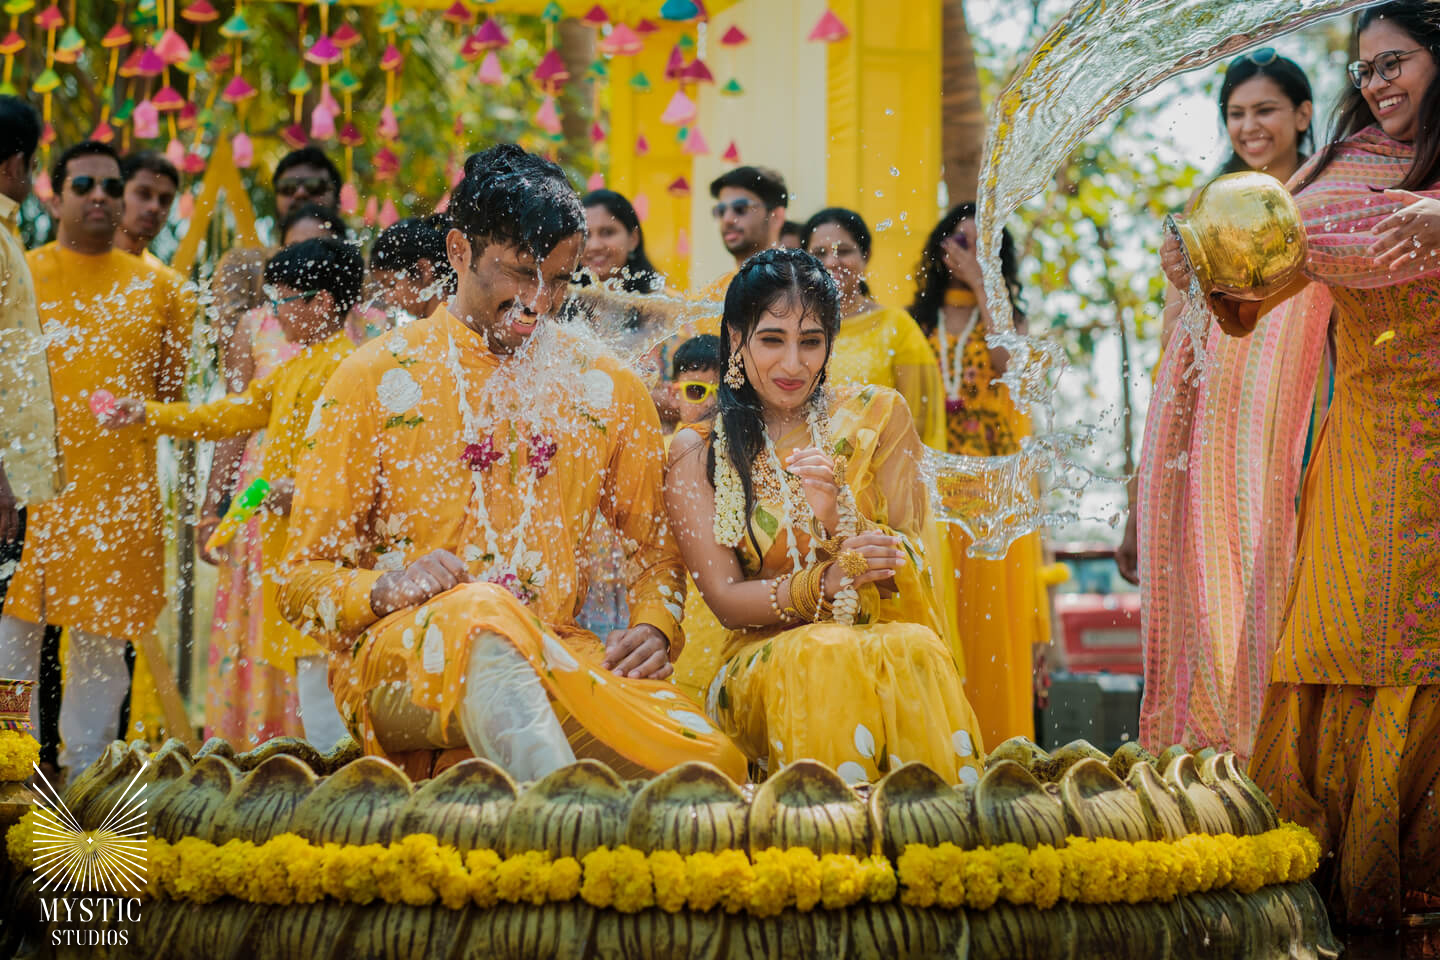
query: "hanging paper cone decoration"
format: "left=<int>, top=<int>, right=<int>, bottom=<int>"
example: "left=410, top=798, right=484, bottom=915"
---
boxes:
left=332, top=23, right=361, bottom=49
left=33, top=4, right=61, bottom=30
left=379, top=104, right=399, bottom=139
left=310, top=102, right=336, bottom=140
left=663, top=45, right=683, bottom=80
left=628, top=71, right=651, bottom=93
left=533, top=49, right=569, bottom=88
left=32, top=173, right=52, bottom=202
left=476, top=51, right=503, bottom=85
left=88, top=121, right=114, bottom=143
left=219, top=12, right=252, bottom=38
left=113, top=98, right=134, bottom=121
left=181, top=0, right=217, bottom=23
left=581, top=4, right=607, bottom=26
left=378, top=7, right=401, bottom=32
left=666, top=176, right=690, bottom=197
left=39, top=122, right=54, bottom=146
left=222, top=75, right=256, bottom=103
left=182, top=152, right=205, bottom=175
left=318, top=86, right=340, bottom=115
left=379, top=198, right=399, bottom=228
left=683, top=126, right=709, bottom=155
left=474, top=17, right=507, bottom=48
left=136, top=47, right=165, bottom=76
left=155, top=29, right=190, bottom=64
left=332, top=68, right=360, bottom=93
left=31, top=68, right=60, bottom=93
left=676, top=228, right=690, bottom=257
left=680, top=58, right=713, bottom=83
left=164, top=137, right=185, bottom=167
left=338, top=122, right=363, bottom=147
left=208, top=52, right=233, bottom=73
left=659, top=0, right=698, bottom=21
left=380, top=44, right=404, bottom=72
left=587, top=59, right=608, bottom=80
left=659, top=89, right=696, bottom=125
left=363, top=195, right=378, bottom=225
left=677, top=34, right=695, bottom=51
left=721, top=77, right=743, bottom=96
left=101, top=23, right=130, bottom=47
left=338, top=182, right=358, bottom=215
left=586, top=172, right=604, bottom=190
left=693, top=0, right=709, bottom=19
left=0, top=32, right=24, bottom=55
left=54, top=26, right=84, bottom=63
left=305, top=34, right=342, bottom=65
left=635, top=18, right=658, bottom=34
left=177, top=101, right=198, bottom=129
left=373, top=146, right=400, bottom=179
left=118, top=50, right=144, bottom=77
left=719, top=25, right=748, bottom=46
left=231, top=132, right=253, bottom=168
left=152, top=85, right=185, bottom=111
left=458, top=33, right=485, bottom=61
left=540, top=1, right=562, bottom=24
left=287, top=66, right=311, bottom=95
left=633, top=192, right=649, bottom=220
left=808, top=8, right=850, bottom=42
left=442, top=0, right=470, bottom=25
left=589, top=121, right=605, bottom=145
left=178, top=49, right=205, bottom=74
left=178, top=192, right=194, bottom=219
left=722, top=139, right=740, bottom=163
left=534, top=95, right=562, bottom=135
left=635, top=133, right=649, bottom=156
left=598, top=23, right=640, bottom=56
left=281, top=124, right=308, bottom=148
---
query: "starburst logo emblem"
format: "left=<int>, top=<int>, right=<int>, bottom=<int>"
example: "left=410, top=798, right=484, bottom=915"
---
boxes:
left=28, top=761, right=148, bottom=893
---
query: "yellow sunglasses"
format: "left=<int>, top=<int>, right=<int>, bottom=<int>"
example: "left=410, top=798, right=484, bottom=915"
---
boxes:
left=676, top=380, right=717, bottom=404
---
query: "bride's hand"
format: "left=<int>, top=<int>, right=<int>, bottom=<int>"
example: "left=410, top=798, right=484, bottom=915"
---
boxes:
left=785, top=446, right=841, bottom=534
left=822, top=531, right=906, bottom=596
left=1160, top=229, right=1193, bottom=289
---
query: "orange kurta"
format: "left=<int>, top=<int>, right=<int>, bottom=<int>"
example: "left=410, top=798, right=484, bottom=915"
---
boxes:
left=4, top=245, right=192, bottom=640
left=280, top=308, right=744, bottom=781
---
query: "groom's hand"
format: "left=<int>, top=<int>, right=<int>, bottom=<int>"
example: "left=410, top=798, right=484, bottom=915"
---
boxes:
left=370, top=548, right=472, bottom=618
left=603, top=625, right=672, bottom=680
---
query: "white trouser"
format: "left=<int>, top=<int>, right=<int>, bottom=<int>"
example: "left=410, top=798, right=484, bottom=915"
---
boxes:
left=294, top=654, right=349, bottom=752
left=366, top=630, right=574, bottom=782
left=0, top=615, right=128, bottom=773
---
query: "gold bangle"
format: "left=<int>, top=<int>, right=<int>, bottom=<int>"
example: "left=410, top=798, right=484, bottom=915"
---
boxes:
left=791, top=563, right=822, bottom=622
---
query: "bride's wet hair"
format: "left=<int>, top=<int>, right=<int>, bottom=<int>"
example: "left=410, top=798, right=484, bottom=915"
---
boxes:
left=449, top=144, right=587, bottom=262
left=710, top=248, right=841, bottom=543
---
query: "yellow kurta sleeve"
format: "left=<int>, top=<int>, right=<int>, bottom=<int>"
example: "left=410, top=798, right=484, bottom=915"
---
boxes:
left=144, top=369, right=275, bottom=440
left=599, top=366, right=689, bottom=657
left=887, top=310, right=947, bottom=451
left=155, top=267, right=195, bottom=403
left=279, top=356, right=386, bottom=641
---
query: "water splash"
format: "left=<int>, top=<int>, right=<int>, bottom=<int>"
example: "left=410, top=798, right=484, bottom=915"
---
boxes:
left=949, top=0, right=1379, bottom=556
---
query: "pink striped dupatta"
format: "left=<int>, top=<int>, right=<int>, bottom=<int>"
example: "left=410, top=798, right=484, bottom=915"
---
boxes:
left=1137, top=126, right=1440, bottom=758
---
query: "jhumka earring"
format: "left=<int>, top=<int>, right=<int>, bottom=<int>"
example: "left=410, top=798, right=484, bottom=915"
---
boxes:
left=724, top=351, right=746, bottom=389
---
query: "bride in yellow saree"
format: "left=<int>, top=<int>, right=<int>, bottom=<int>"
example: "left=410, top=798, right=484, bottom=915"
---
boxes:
left=665, top=248, right=984, bottom=785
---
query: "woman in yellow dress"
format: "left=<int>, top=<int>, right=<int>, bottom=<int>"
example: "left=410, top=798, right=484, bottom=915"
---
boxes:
left=910, top=204, right=1051, bottom=745
left=665, top=248, right=984, bottom=785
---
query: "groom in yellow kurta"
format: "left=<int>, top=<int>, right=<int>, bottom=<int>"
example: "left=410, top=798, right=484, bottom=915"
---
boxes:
left=280, top=145, right=744, bottom=783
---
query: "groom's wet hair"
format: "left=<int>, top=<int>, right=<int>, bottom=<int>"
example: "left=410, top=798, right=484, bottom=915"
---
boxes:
left=450, top=144, right=586, bottom=261
left=265, top=237, right=364, bottom=314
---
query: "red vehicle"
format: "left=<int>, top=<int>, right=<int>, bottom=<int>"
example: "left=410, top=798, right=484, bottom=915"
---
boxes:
left=1049, top=541, right=1142, bottom=674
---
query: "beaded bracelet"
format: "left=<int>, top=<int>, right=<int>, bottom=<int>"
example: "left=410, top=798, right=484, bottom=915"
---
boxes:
left=768, top=577, right=798, bottom=624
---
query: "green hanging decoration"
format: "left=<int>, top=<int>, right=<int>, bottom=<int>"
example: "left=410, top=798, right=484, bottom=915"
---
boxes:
left=629, top=71, right=651, bottom=93
left=288, top=65, right=312, bottom=96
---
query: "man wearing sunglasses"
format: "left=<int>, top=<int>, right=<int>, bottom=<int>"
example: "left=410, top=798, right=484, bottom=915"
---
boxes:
left=697, top=166, right=789, bottom=303
left=0, top=139, right=196, bottom=775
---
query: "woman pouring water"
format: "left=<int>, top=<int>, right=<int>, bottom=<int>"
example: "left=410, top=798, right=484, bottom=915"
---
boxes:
left=1160, top=0, right=1440, bottom=927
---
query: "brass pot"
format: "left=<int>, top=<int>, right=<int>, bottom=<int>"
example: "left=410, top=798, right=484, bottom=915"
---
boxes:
left=1169, top=171, right=1308, bottom=302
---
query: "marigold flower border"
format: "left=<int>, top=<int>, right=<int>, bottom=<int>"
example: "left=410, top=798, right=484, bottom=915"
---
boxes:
left=6, top=811, right=1320, bottom=916
left=0, top=730, right=40, bottom=784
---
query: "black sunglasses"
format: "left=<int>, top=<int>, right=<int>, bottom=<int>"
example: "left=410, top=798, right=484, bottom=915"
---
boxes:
left=1233, top=46, right=1278, bottom=68
left=68, top=175, right=124, bottom=199
left=712, top=198, right=758, bottom=219
left=276, top=175, right=333, bottom=198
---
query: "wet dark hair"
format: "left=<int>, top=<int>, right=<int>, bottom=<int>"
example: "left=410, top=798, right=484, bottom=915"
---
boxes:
left=370, top=216, right=456, bottom=295
left=450, top=143, right=585, bottom=260
left=0, top=95, right=40, bottom=165
left=273, top=147, right=342, bottom=193
left=582, top=188, right=660, bottom=292
left=800, top=207, right=873, bottom=297
left=264, top=237, right=364, bottom=315
left=673, top=333, right=721, bottom=378
left=708, top=165, right=789, bottom=210
left=780, top=220, right=804, bottom=241
left=1300, top=1, right=1440, bottom=192
left=280, top=203, right=348, bottom=244
left=51, top=140, right=120, bottom=194
left=119, top=150, right=179, bottom=190
left=909, top=203, right=1023, bottom=337
left=710, top=249, right=841, bottom=546
left=1216, top=52, right=1314, bottom=175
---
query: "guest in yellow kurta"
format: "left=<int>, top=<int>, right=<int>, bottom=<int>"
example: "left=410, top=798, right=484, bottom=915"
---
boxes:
left=666, top=249, right=984, bottom=785
left=0, top=141, right=193, bottom=772
left=910, top=204, right=1052, bottom=746
left=101, top=238, right=362, bottom=750
left=278, top=146, right=744, bottom=784
left=113, top=151, right=178, bottom=264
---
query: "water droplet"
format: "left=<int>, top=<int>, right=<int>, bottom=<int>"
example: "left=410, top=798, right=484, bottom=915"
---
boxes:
left=889, top=166, right=899, bottom=177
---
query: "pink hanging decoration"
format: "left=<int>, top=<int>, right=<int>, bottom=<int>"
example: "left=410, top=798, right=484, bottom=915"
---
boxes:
left=177, top=192, right=195, bottom=219
left=474, top=17, right=508, bottom=49
left=339, top=122, right=363, bottom=147
left=534, top=96, right=562, bottom=135
left=222, top=75, right=257, bottom=103
left=364, top=196, right=379, bottom=226
left=379, top=105, right=400, bottom=140
left=281, top=124, right=308, bottom=149
left=659, top=89, right=697, bottom=126
left=88, top=121, right=114, bottom=144
left=182, top=152, right=205, bottom=175
left=151, top=86, right=186, bottom=111
left=133, top=100, right=160, bottom=139
left=231, top=132, right=254, bottom=168
left=448, top=161, right=464, bottom=187
left=380, top=44, right=404, bottom=72
left=339, top=183, right=359, bottom=215
left=633, top=193, right=649, bottom=220
left=808, top=8, right=850, bottom=42
left=33, top=173, right=53, bottom=202
left=598, top=22, right=641, bottom=56
left=318, top=86, right=340, bottom=115
left=310, top=101, right=336, bottom=140
left=719, top=25, right=748, bottom=46
left=135, top=47, right=166, bottom=76
left=589, top=121, right=605, bottom=145
left=477, top=51, right=504, bottom=85
left=177, top=102, right=199, bottom=130
left=667, top=176, right=690, bottom=198
left=154, top=28, right=190, bottom=64
left=533, top=49, right=570, bottom=88
left=683, top=126, right=710, bottom=155
left=634, top=18, right=658, bottom=34
left=722, top=140, right=741, bottom=164
left=165, top=137, right=186, bottom=168
left=379, top=198, right=399, bottom=228
left=435, top=192, right=451, bottom=213
left=586, top=172, right=605, bottom=191
left=373, top=147, right=401, bottom=180
left=305, top=34, right=342, bottom=65
left=681, top=58, right=714, bottom=84
left=663, top=45, right=684, bottom=80
left=635, top=133, right=649, bottom=156
left=676, top=228, right=691, bottom=258
left=581, top=5, right=608, bottom=26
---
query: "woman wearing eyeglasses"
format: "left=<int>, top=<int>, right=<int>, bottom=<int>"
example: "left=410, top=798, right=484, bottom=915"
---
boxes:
left=1128, top=51, right=1321, bottom=768
left=1160, top=1, right=1440, bottom=927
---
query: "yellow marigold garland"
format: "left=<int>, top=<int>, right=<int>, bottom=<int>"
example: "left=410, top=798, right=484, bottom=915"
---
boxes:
left=3, top=816, right=1319, bottom=915
left=0, top=730, right=40, bottom=783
